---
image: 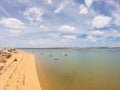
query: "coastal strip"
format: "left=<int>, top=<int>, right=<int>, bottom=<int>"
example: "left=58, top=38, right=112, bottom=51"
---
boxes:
left=0, top=48, right=41, bottom=90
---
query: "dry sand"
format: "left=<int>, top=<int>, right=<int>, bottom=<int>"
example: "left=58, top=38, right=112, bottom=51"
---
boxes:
left=0, top=50, right=41, bottom=90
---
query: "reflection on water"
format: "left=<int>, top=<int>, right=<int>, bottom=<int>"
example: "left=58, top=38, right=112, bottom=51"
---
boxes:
left=22, top=49, right=120, bottom=90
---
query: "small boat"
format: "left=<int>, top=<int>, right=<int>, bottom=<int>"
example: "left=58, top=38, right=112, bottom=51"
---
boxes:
left=54, top=57, right=58, bottom=60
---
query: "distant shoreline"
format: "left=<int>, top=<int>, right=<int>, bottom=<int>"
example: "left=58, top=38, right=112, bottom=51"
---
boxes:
left=17, top=47, right=120, bottom=50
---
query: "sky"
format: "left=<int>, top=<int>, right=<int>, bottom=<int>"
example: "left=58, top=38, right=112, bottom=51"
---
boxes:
left=0, top=0, right=120, bottom=48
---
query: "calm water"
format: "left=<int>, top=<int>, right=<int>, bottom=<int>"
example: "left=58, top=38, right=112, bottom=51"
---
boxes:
left=21, top=48, right=120, bottom=90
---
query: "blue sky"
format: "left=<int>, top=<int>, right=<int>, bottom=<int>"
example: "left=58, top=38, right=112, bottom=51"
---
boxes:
left=0, top=0, right=120, bottom=48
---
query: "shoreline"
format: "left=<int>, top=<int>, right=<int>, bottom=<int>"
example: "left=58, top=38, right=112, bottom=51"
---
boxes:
left=0, top=50, right=42, bottom=90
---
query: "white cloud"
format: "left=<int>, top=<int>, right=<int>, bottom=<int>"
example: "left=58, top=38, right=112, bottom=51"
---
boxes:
left=40, top=25, right=48, bottom=29
left=91, top=30, right=104, bottom=35
left=28, top=39, right=56, bottom=47
left=28, top=37, right=77, bottom=47
left=54, top=1, right=68, bottom=14
left=85, top=0, right=93, bottom=7
left=0, top=18, right=26, bottom=29
left=106, top=0, right=120, bottom=26
left=95, top=0, right=120, bottom=27
left=62, top=35, right=77, bottom=40
left=87, top=35, right=96, bottom=42
left=112, top=12, right=120, bottom=26
left=111, top=30, right=120, bottom=37
left=104, top=30, right=120, bottom=37
left=92, top=15, right=112, bottom=28
left=46, top=0, right=52, bottom=5
left=59, top=25, right=77, bottom=33
left=23, top=7, right=44, bottom=23
left=79, top=4, right=88, bottom=15
left=8, top=29, right=21, bottom=34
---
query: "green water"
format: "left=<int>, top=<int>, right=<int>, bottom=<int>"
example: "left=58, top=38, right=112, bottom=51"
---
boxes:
left=22, top=48, right=120, bottom=90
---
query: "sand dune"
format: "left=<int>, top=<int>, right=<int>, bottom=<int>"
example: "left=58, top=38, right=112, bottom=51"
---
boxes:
left=0, top=50, right=41, bottom=90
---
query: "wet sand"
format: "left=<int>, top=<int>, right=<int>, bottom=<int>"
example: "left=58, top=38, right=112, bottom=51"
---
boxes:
left=0, top=51, right=41, bottom=90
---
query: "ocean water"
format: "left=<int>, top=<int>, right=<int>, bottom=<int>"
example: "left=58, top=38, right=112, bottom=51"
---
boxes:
left=21, top=48, right=120, bottom=90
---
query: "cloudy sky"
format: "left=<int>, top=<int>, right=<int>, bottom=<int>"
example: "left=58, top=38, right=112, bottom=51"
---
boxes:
left=0, top=0, right=120, bottom=48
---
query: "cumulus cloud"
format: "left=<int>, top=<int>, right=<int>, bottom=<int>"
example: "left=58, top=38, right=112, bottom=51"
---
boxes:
left=96, top=0, right=120, bottom=27
left=85, top=0, right=93, bottom=7
left=54, top=1, right=68, bottom=14
left=0, top=17, right=26, bottom=34
left=79, top=0, right=93, bottom=15
left=59, top=25, right=77, bottom=33
left=23, top=7, right=44, bottom=23
left=62, top=35, right=77, bottom=40
left=91, top=30, right=104, bottom=35
left=92, top=15, right=112, bottom=28
left=0, top=18, right=26, bottom=29
left=79, top=4, right=88, bottom=15
left=87, top=35, right=96, bottom=42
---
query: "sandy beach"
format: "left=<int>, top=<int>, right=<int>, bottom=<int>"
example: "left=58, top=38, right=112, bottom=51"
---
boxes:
left=0, top=50, right=41, bottom=90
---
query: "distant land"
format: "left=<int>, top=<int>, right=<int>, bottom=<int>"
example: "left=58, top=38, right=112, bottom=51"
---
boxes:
left=17, top=46, right=120, bottom=50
